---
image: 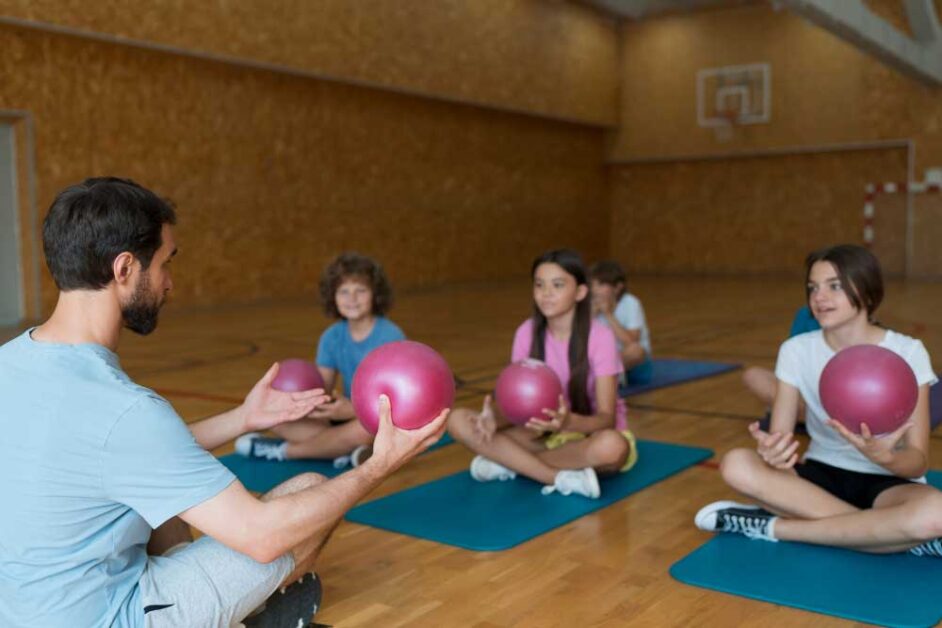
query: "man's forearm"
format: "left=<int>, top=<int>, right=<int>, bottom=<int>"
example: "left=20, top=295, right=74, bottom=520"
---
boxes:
left=188, top=406, right=246, bottom=451
left=254, top=459, right=392, bottom=561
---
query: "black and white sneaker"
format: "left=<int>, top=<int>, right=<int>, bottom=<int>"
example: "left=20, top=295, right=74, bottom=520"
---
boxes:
left=909, top=538, right=942, bottom=558
left=244, top=572, right=322, bottom=627
left=695, top=500, right=778, bottom=542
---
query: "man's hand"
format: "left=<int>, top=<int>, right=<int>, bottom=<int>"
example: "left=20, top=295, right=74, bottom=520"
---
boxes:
left=240, top=363, right=331, bottom=432
left=366, top=395, right=449, bottom=475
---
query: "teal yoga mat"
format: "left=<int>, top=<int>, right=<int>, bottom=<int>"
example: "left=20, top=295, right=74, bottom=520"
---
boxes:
left=620, top=358, right=740, bottom=396
left=220, top=433, right=454, bottom=493
left=670, top=471, right=942, bottom=628
left=345, top=440, right=713, bottom=551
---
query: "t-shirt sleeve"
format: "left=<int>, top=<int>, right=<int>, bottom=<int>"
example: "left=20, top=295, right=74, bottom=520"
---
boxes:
left=511, top=321, right=532, bottom=362
left=102, top=395, right=235, bottom=528
left=774, top=337, right=802, bottom=388
left=590, top=324, right=623, bottom=377
left=316, top=325, right=338, bottom=369
left=616, top=295, right=644, bottom=330
left=904, top=339, right=937, bottom=387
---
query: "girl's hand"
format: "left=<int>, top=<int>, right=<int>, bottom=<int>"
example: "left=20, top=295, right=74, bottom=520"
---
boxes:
left=749, top=421, right=800, bottom=470
left=827, top=419, right=914, bottom=467
left=526, top=395, right=570, bottom=434
left=472, top=395, right=498, bottom=444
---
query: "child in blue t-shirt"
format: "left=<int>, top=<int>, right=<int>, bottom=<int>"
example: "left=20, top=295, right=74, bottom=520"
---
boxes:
left=236, top=252, right=404, bottom=464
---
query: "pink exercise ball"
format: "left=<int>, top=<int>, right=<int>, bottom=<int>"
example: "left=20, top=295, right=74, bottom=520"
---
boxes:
left=495, top=359, right=563, bottom=426
left=819, top=345, right=918, bottom=435
left=272, top=359, right=325, bottom=392
left=352, top=341, right=455, bottom=435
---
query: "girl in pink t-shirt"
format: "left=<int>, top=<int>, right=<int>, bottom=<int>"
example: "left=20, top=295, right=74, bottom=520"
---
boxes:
left=447, top=249, right=637, bottom=499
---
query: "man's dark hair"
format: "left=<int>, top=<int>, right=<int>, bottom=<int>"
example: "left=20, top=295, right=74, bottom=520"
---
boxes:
left=42, top=177, right=177, bottom=291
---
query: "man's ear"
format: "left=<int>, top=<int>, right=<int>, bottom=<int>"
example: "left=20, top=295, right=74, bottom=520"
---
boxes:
left=112, top=252, right=137, bottom=286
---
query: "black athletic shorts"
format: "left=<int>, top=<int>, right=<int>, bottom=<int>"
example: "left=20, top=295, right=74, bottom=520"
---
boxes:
left=795, top=458, right=916, bottom=509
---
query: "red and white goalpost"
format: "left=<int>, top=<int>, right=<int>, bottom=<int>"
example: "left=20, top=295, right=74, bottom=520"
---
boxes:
left=863, top=174, right=942, bottom=277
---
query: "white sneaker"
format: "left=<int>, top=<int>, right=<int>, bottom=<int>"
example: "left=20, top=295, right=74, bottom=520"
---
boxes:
left=541, top=468, right=600, bottom=499
left=332, top=444, right=372, bottom=469
left=235, top=433, right=288, bottom=462
left=694, top=500, right=778, bottom=541
left=469, top=455, right=516, bottom=482
left=351, top=444, right=372, bottom=468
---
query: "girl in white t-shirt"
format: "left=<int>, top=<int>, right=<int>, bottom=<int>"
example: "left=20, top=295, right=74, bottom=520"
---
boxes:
left=696, top=244, right=942, bottom=557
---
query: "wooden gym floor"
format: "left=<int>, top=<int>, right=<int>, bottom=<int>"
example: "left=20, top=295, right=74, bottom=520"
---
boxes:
left=4, top=275, right=942, bottom=627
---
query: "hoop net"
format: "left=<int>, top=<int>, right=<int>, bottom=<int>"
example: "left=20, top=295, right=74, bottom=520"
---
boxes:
left=712, top=109, right=740, bottom=143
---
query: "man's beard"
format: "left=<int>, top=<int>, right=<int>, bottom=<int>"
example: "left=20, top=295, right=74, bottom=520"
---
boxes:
left=122, top=272, right=162, bottom=336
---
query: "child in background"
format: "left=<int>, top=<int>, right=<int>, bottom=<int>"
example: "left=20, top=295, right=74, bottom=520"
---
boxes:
left=589, top=260, right=653, bottom=386
left=237, top=252, right=404, bottom=466
left=448, top=249, right=636, bottom=499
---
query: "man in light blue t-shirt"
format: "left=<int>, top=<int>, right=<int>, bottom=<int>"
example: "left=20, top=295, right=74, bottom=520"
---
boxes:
left=0, top=178, right=448, bottom=628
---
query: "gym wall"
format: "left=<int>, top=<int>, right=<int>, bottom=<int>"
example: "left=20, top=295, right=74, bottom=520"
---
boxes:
left=0, top=0, right=618, bottom=126
left=0, top=0, right=618, bottom=315
left=609, top=2, right=941, bottom=275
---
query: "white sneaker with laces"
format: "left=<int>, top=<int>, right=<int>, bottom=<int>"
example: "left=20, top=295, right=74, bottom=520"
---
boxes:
left=542, top=468, right=600, bottom=499
left=469, top=455, right=516, bottom=482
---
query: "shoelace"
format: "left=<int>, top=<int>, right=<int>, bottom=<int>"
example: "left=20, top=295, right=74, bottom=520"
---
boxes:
left=910, top=538, right=942, bottom=557
left=720, top=512, right=770, bottom=540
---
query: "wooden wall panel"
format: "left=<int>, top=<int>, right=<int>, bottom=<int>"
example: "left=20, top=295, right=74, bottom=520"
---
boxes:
left=0, top=0, right=619, bottom=126
left=609, top=148, right=908, bottom=275
left=0, top=24, right=609, bottom=315
left=911, top=193, right=942, bottom=278
left=871, top=192, right=907, bottom=276
left=11, top=117, right=37, bottom=320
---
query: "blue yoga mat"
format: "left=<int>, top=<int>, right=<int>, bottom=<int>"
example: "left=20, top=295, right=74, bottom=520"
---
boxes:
left=346, top=440, right=713, bottom=551
left=620, top=358, right=740, bottom=396
left=220, top=433, right=455, bottom=493
left=670, top=471, right=942, bottom=628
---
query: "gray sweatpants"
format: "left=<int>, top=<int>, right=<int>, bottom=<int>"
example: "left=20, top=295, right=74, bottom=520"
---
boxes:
left=139, top=536, right=295, bottom=628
